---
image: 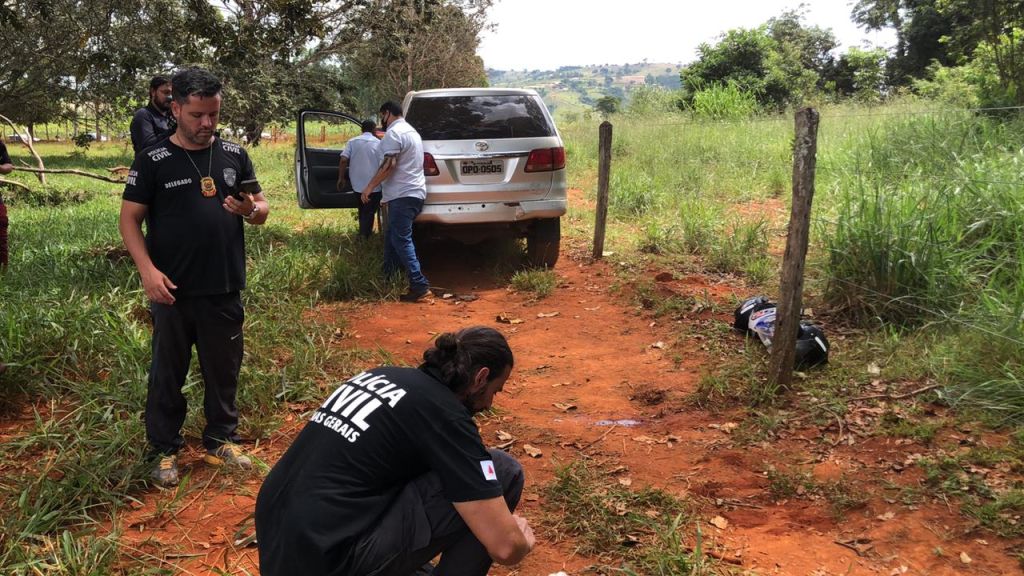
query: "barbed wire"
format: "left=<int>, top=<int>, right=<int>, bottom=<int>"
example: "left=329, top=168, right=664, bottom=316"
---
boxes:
left=568, top=105, right=1024, bottom=130
left=820, top=105, right=1024, bottom=119
left=815, top=166, right=1024, bottom=188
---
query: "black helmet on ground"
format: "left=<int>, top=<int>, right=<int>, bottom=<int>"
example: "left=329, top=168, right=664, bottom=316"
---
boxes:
left=795, top=323, right=829, bottom=369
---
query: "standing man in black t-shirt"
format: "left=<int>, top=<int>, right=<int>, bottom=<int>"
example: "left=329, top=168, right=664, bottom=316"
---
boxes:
left=130, top=75, right=173, bottom=156
left=0, top=140, right=13, bottom=268
left=119, top=67, right=270, bottom=487
left=0, top=141, right=12, bottom=375
left=256, top=326, right=535, bottom=576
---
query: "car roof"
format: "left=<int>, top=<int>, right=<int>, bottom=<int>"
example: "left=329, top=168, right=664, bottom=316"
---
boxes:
left=405, top=87, right=541, bottom=99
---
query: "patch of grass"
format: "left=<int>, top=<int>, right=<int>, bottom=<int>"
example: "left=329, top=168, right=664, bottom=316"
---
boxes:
left=764, top=467, right=867, bottom=520
left=542, top=460, right=696, bottom=569
left=620, top=514, right=712, bottom=576
left=882, top=481, right=926, bottom=506
left=821, top=478, right=870, bottom=519
left=632, top=281, right=695, bottom=319
left=732, top=410, right=787, bottom=445
left=510, top=268, right=557, bottom=299
left=706, top=219, right=771, bottom=279
left=765, top=467, right=816, bottom=500
left=919, top=455, right=994, bottom=499
left=878, top=411, right=943, bottom=443
left=689, top=339, right=778, bottom=408
left=963, top=490, right=1024, bottom=537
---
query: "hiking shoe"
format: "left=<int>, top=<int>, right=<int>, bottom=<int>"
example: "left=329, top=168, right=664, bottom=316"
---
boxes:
left=151, top=455, right=179, bottom=487
left=399, top=287, right=433, bottom=303
left=204, top=443, right=253, bottom=469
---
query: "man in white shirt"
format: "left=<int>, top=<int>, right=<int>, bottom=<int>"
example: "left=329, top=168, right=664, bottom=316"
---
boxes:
left=338, top=120, right=382, bottom=238
left=360, top=101, right=432, bottom=303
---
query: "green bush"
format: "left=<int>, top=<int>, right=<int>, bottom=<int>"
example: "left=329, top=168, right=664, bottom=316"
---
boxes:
left=687, top=82, right=761, bottom=121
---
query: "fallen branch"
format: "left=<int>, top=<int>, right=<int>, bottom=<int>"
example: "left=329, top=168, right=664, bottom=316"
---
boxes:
left=578, top=424, right=617, bottom=453
left=850, top=382, right=942, bottom=402
left=156, top=468, right=220, bottom=529
left=14, top=166, right=125, bottom=184
left=787, top=381, right=944, bottom=426
left=0, top=177, right=30, bottom=192
left=684, top=546, right=744, bottom=565
left=0, top=113, right=45, bottom=185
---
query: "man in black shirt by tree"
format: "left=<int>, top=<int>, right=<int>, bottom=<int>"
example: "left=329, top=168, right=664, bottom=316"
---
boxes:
left=0, top=139, right=13, bottom=267
left=255, top=326, right=535, bottom=576
left=119, top=67, right=270, bottom=487
left=129, top=75, right=173, bottom=156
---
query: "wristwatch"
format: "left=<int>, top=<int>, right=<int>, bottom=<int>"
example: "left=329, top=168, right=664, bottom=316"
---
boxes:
left=243, top=203, right=260, bottom=220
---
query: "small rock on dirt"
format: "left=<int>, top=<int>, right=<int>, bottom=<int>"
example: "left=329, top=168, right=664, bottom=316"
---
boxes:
left=523, top=444, right=543, bottom=458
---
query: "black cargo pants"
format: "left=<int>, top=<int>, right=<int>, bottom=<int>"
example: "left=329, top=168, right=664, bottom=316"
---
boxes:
left=146, top=292, right=244, bottom=456
left=343, top=448, right=525, bottom=576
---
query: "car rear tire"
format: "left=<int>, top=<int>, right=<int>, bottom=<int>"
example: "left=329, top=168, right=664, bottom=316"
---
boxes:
left=526, top=217, right=560, bottom=268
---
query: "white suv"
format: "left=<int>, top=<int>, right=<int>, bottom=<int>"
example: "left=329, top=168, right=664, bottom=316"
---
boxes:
left=295, top=88, right=566, bottom=267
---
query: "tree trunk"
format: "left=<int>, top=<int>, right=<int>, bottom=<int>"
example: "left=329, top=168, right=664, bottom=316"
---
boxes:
left=244, top=122, right=263, bottom=146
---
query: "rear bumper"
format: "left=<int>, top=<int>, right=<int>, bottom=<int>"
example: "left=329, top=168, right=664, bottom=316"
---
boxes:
left=416, top=198, right=566, bottom=225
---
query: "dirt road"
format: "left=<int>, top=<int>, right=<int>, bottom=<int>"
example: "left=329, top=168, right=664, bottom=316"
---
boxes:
left=117, top=233, right=1022, bottom=575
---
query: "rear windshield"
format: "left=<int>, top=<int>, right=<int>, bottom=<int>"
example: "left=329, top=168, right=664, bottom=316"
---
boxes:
left=406, top=95, right=555, bottom=140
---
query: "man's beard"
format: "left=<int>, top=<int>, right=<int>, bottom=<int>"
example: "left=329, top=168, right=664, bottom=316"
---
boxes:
left=181, top=125, right=214, bottom=147
left=461, top=386, right=489, bottom=414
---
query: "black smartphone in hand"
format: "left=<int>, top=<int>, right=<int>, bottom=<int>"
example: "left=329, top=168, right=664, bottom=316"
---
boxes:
left=235, top=179, right=260, bottom=200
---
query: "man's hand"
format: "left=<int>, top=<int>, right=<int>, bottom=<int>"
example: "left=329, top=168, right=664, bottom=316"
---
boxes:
left=360, top=188, right=371, bottom=204
left=223, top=192, right=255, bottom=217
left=336, top=177, right=348, bottom=192
left=141, top=267, right=177, bottom=305
left=513, top=515, right=536, bottom=551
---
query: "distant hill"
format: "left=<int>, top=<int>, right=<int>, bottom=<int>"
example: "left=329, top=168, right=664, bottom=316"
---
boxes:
left=486, top=62, right=682, bottom=119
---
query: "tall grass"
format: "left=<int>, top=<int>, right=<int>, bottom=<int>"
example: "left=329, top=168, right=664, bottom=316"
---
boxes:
left=817, top=109, right=1024, bottom=422
left=560, top=99, right=1024, bottom=420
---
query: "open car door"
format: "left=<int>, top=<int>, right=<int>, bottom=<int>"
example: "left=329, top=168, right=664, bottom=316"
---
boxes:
left=295, top=109, right=366, bottom=208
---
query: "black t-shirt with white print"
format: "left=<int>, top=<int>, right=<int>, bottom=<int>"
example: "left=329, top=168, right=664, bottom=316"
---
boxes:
left=122, top=137, right=261, bottom=297
left=255, top=365, right=504, bottom=576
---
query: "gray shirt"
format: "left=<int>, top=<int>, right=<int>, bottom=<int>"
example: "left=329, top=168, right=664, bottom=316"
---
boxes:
left=379, top=118, right=426, bottom=202
left=341, top=132, right=382, bottom=194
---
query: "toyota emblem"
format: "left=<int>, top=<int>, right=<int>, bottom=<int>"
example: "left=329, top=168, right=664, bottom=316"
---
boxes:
left=474, top=141, right=489, bottom=152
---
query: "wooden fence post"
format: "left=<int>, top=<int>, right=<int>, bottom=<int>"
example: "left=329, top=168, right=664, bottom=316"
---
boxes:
left=320, top=125, right=327, bottom=143
left=769, top=107, right=819, bottom=388
left=592, top=121, right=613, bottom=260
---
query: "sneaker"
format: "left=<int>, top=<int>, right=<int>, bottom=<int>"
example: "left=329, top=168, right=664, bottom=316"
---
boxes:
left=399, top=287, right=433, bottom=303
left=204, top=443, right=253, bottom=469
left=151, top=455, right=179, bottom=487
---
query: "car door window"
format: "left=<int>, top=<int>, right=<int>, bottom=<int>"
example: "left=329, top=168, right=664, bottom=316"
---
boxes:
left=297, top=111, right=364, bottom=209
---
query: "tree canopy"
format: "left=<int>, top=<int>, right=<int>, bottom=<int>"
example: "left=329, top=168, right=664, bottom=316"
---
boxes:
left=0, top=0, right=494, bottom=143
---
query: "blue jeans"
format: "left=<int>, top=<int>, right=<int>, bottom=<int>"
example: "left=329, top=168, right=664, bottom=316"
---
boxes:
left=384, top=196, right=429, bottom=292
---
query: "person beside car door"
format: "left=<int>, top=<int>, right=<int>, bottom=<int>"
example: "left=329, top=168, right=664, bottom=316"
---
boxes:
left=359, top=101, right=432, bottom=303
left=337, top=119, right=382, bottom=238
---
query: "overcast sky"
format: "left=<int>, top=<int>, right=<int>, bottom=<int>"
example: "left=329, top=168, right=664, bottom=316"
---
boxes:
left=478, top=0, right=896, bottom=71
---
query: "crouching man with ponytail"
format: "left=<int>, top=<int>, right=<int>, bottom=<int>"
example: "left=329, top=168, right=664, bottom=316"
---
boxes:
left=255, top=326, right=534, bottom=576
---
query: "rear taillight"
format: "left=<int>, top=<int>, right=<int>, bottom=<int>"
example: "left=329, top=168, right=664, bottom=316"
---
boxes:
left=525, top=147, right=565, bottom=172
left=423, top=152, right=439, bottom=176
left=552, top=146, right=566, bottom=170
